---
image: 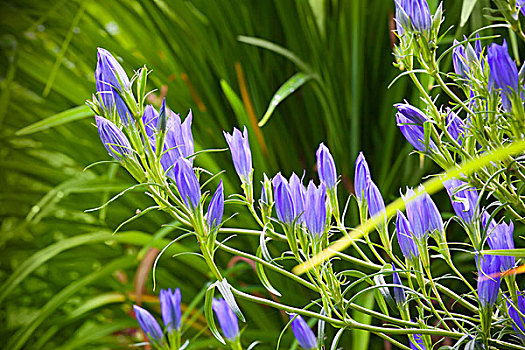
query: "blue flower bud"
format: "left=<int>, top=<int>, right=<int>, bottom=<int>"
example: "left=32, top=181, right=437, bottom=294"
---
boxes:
left=505, top=291, right=525, bottom=339
left=423, top=191, right=443, bottom=235
left=96, top=48, right=130, bottom=91
left=142, top=105, right=158, bottom=146
left=224, top=126, right=252, bottom=183
left=366, top=181, right=386, bottom=228
left=273, top=173, right=295, bottom=225
left=133, top=305, right=164, bottom=344
left=113, top=92, right=133, bottom=126
left=476, top=254, right=502, bottom=308
left=488, top=40, right=518, bottom=111
left=289, top=173, right=306, bottom=224
left=212, top=298, right=239, bottom=341
left=391, top=264, right=406, bottom=306
left=394, top=0, right=411, bottom=35
left=403, top=187, right=441, bottom=239
left=396, top=210, right=419, bottom=260
left=160, top=288, right=182, bottom=332
left=173, top=158, right=201, bottom=209
left=305, top=181, right=327, bottom=238
left=316, top=143, right=337, bottom=190
left=452, top=40, right=470, bottom=79
left=446, top=109, right=467, bottom=145
left=408, top=0, right=431, bottom=37
left=396, top=108, right=437, bottom=152
left=443, top=178, right=479, bottom=225
left=161, top=110, right=195, bottom=177
left=207, top=180, right=224, bottom=230
left=157, top=98, right=168, bottom=134
left=354, top=152, right=371, bottom=204
left=394, top=103, right=429, bottom=125
left=290, top=314, right=317, bottom=350
left=95, top=116, right=132, bottom=161
left=482, top=212, right=515, bottom=271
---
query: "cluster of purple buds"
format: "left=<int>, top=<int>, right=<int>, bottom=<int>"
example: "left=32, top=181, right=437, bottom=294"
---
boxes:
left=505, top=292, right=525, bottom=341
left=443, top=178, right=479, bottom=226
left=487, top=40, right=519, bottom=112
left=133, top=288, right=182, bottom=346
left=394, top=0, right=432, bottom=38
left=224, top=127, right=253, bottom=184
left=482, top=212, right=515, bottom=272
left=395, top=103, right=437, bottom=153
left=452, top=36, right=482, bottom=80
left=290, top=314, right=317, bottom=350
left=476, top=254, right=503, bottom=309
left=212, top=298, right=240, bottom=342
left=95, top=48, right=132, bottom=126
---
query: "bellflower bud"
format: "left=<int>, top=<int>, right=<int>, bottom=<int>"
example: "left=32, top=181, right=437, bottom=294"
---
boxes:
left=452, top=40, right=470, bottom=79
left=157, top=99, right=168, bottom=134
left=403, top=188, right=428, bottom=240
left=423, top=192, right=444, bottom=235
left=95, top=61, right=114, bottom=113
left=142, top=105, right=158, bottom=147
left=408, top=0, right=431, bottom=37
left=273, top=173, right=296, bottom=225
left=95, top=116, right=132, bottom=161
left=160, top=288, right=182, bottom=333
left=212, top=298, right=239, bottom=341
left=391, top=264, right=406, bottom=306
left=354, top=152, right=371, bottom=204
left=289, top=173, right=306, bottom=224
left=207, top=180, right=224, bottom=230
left=396, top=210, right=419, bottom=260
left=161, top=110, right=195, bottom=176
left=133, top=305, right=164, bottom=344
left=224, top=126, right=252, bottom=183
left=505, top=292, right=525, bottom=340
left=446, top=109, right=467, bottom=145
left=366, top=180, right=386, bottom=228
left=476, top=254, right=503, bottom=308
left=316, top=143, right=337, bottom=190
left=394, top=103, right=429, bottom=125
left=96, top=48, right=130, bottom=91
left=396, top=109, right=437, bottom=152
left=482, top=212, right=515, bottom=272
left=290, top=314, right=317, bottom=350
left=305, top=181, right=327, bottom=238
left=443, top=178, right=479, bottom=225
left=114, top=92, right=133, bottom=127
left=394, top=0, right=411, bottom=35
left=488, top=40, right=519, bottom=111
left=173, top=158, right=201, bottom=209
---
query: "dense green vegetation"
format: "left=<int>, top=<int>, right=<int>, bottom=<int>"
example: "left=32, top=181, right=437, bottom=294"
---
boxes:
left=0, top=0, right=493, bottom=348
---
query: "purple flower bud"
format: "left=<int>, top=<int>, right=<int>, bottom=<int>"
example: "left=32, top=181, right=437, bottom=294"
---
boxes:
left=133, top=305, right=164, bottom=343
left=403, top=188, right=427, bottom=239
left=289, top=173, right=306, bottom=224
left=505, top=292, right=525, bottom=339
left=224, top=126, right=252, bottom=183
left=394, top=0, right=411, bottom=35
left=173, top=158, right=201, bottom=209
left=366, top=181, right=386, bottom=228
left=316, top=143, right=337, bottom=190
left=476, top=254, right=502, bottom=308
left=394, top=103, right=429, bottom=125
left=488, top=40, right=518, bottom=109
left=305, top=181, right=327, bottom=238
left=207, top=180, right=224, bottom=230
left=396, top=210, right=419, bottom=260
left=161, top=110, right=194, bottom=176
left=160, top=288, right=182, bottom=332
left=113, top=92, right=133, bottom=126
left=142, top=105, right=159, bottom=143
left=392, top=264, right=406, bottom=305
left=452, top=40, right=470, bottom=79
left=396, top=110, right=437, bottom=153
left=212, top=298, right=239, bottom=341
left=96, top=48, right=130, bottom=91
left=423, top=192, right=443, bottom=235
left=408, top=0, right=431, bottom=36
left=519, top=0, right=525, bottom=16
left=290, top=314, right=317, bottom=350
left=446, top=109, right=467, bottom=145
left=443, top=178, right=479, bottom=225
left=354, top=152, right=371, bottom=203
left=482, top=212, right=515, bottom=271
left=157, top=98, right=168, bottom=134
left=95, top=116, right=132, bottom=161
left=273, top=173, right=295, bottom=225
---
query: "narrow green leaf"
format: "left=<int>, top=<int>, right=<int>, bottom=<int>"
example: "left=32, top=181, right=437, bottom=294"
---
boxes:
left=16, top=105, right=92, bottom=136
left=255, top=248, right=282, bottom=297
left=216, top=279, right=245, bottom=322
left=482, top=249, right=525, bottom=257
left=352, top=291, right=375, bottom=349
left=204, top=283, right=225, bottom=344
left=258, top=72, right=313, bottom=127
left=460, top=0, right=478, bottom=27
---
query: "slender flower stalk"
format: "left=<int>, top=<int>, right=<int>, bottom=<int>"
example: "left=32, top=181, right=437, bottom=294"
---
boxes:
left=290, top=314, right=317, bottom=350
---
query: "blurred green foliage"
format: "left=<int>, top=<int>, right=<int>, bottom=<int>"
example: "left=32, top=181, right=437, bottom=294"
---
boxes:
left=0, top=0, right=488, bottom=348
